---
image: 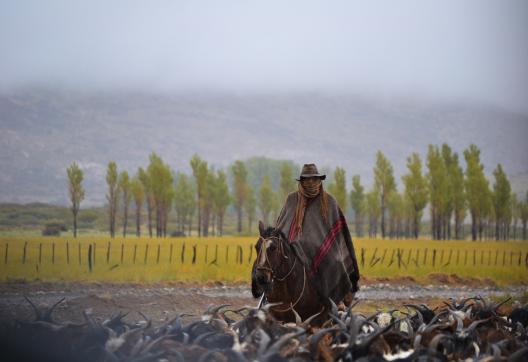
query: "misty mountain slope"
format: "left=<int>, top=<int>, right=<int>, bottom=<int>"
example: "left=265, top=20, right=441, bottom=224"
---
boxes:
left=0, top=89, right=527, bottom=205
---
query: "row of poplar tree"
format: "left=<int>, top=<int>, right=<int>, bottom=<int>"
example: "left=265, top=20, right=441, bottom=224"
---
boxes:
left=66, top=143, right=528, bottom=240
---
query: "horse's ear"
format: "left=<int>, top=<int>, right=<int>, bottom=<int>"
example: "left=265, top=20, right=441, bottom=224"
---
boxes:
left=258, top=221, right=266, bottom=236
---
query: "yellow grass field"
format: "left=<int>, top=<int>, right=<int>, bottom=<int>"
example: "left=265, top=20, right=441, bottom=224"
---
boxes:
left=0, top=236, right=527, bottom=285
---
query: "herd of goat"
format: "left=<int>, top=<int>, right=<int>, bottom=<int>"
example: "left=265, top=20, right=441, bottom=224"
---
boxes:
left=1, top=295, right=528, bottom=361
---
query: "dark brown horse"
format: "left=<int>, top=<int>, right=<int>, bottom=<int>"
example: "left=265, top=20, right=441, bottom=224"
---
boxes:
left=251, top=221, right=328, bottom=324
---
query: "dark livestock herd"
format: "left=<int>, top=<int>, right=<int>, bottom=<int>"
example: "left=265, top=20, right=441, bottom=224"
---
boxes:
left=1, top=295, right=528, bottom=361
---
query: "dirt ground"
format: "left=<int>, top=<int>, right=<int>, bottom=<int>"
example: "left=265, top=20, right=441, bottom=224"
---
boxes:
left=1, top=275, right=526, bottom=326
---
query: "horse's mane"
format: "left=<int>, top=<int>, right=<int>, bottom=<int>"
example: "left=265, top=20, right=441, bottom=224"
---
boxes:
left=261, top=227, right=294, bottom=255
left=261, top=226, right=287, bottom=241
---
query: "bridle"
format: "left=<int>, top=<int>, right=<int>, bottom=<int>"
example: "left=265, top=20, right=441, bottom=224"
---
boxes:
left=255, top=234, right=306, bottom=313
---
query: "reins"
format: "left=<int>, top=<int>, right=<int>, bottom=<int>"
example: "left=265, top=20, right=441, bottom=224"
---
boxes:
left=255, top=234, right=307, bottom=313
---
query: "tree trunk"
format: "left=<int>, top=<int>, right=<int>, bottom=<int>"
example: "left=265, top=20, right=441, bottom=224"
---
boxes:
left=136, top=205, right=141, bottom=237
left=73, top=210, right=78, bottom=238
left=123, top=203, right=128, bottom=238
left=147, top=199, right=153, bottom=238
left=237, top=207, right=243, bottom=233
left=471, top=211, right=477, bottom=241
left=380, top=197, right=386, bottom=239
left=197, top=199, right=202, bottom=237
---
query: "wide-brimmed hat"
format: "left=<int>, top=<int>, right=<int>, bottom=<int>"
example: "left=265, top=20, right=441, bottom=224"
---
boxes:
left=296, top=163, right=326, bottom=181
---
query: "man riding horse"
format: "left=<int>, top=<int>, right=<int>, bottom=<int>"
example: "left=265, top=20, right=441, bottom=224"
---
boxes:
left=253, top=163, right=360, bottom=317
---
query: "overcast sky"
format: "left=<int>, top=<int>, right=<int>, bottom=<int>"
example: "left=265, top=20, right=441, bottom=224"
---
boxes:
left=1, top=0, right=527, bottom=113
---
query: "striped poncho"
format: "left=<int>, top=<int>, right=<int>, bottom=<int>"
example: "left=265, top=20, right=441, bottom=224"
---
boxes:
left=275, top=191, right=360, bottom=303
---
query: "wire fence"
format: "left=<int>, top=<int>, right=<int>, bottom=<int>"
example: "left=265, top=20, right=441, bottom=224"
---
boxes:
left=2, top=241, right=528, bottom=273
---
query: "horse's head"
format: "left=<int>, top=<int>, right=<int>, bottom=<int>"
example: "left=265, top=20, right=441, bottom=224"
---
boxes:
left=251, top=221, right=292, bottom=298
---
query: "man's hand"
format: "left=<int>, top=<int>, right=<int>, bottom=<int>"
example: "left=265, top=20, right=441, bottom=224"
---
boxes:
left=343, top=291, right=355, bottom=307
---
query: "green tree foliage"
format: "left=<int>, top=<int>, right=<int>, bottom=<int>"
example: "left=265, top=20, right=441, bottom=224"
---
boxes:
left=511, top=193, right=520, bottom=240
left=328, top=167, right=347, bottom=213
left=387, top=191, right=404, bottom=239
left=464, top=144, right=491, bottom=240
left=106, top=161, right=119, bottom=238
left=441, top=144, right=456, bottom=239
left=147, top=153, right=174, bottom=237
left=245, top=186, right=256, bottom=234
left=349, top=175, right=365, bottom=237
left=373, top=151, right=396, bottom=238
left=173, top=172, right=195, bottom=235
left=402, top=153, right=428, bottom=239
left=66, top=161, right=84, bottom=238
left=279, top=162, right=296, bottom=203
left=190, top=154, right=208, bottom=237
left=258, top=175, right=273, bottom=226
left=138, top=167, right=154, bottom=238
left=232, top=160, right=248, bottom=233
left=130, top=174, right=144, bottom=237
left=202, top=168, right=215, bottom=236
left=426, top=145, right=449, bottom=240
left=450, top=153, right=466, bottom=240
left=521, top=192, right=528, bottom=240
left=118, top=171, right=131, bottom=237
left=492, top=164, right=512, bottom=240
left=212, top=170, right=231, bottom=236
left=366, top=188, right=381, bottom=238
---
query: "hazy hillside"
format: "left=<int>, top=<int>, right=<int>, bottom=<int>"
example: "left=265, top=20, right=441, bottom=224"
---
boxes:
left=1, top=89, right=527, bottom=206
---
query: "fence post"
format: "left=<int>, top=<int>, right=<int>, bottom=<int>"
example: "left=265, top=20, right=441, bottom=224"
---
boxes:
left=120, top=243, right=124, bottom=264
left=144, top=244, right=149, bottom=264
left=370, top=248, right=378, bottom=266
left=518, top=251, right=522, bottom=266
left=52, top=243, right=55, bottom=264
left=225, top=245, right=229, bottom=263
left=415, top=249, right=420, bottom=267
left=22, top=241, right=28, bottom=264
left=106, top=242, right=111, bottom=264
left=380, top=249, right=388, bottom=264
left=133, top=245, right=137, bottom=264
left=88, top=244, right=92, bottom=272
left=360, top=248, right=365, bottom=268
left=4, top=243, right=8, bottom=264
left=157, top=244, right=160, bottom=264
left=473, top=250, right=476, bottom=266
left=239, top=245, right=243, bottom=264
left=181, top=242, right=186, bottom=263
left=445, top=250, right=453, bottom=266
left=388, top=249, right=396, bottom=267
left=215, top=244, right=218, bottom=262
left=495, top=250, right=499, bottom=265
left=66, top=242, right=70, bottom=265
left=192, top=245, right=197, bottom=264
left=432, top=249, right=436, bottom=267
left=502, top=250, right=506, bottom=266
